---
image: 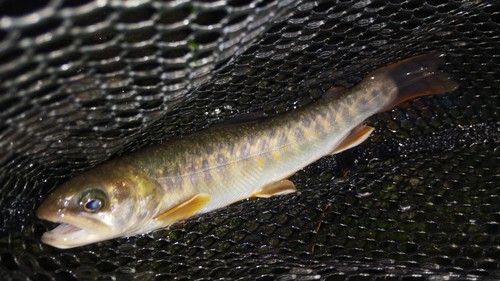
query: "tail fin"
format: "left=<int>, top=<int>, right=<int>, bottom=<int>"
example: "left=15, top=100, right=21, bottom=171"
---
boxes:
left=370, top=53, right=459, bottom=112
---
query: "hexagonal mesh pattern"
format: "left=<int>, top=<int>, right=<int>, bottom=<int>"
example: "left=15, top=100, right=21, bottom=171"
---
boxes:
left=0, top=0, right=499, bottom=280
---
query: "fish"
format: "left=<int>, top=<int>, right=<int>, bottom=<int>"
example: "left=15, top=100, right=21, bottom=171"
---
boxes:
left=36, top=53, right=458, bottom=249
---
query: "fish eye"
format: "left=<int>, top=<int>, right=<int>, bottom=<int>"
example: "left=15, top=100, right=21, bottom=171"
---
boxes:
left=84, top=199, right=102, bottom=212
left=79, top=189, right=107, bottom=213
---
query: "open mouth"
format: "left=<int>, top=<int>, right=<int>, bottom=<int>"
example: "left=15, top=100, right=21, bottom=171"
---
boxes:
left=48, top=223, right=83, bottom=235
left=36, top=202, right=112, bottom=248
left=42, top=222, right=87, bottom=240
left=40, top=221, right=93, bottom=249
left=39, top=215, right=113, bottom=249
left=36, top=201, right=104, bottom=248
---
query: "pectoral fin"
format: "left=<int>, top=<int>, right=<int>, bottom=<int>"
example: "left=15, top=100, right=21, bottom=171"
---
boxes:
left=330, top=125, right=374, bottom=155
left=252, top=179, right=297, bottom=198
left=154, top=193, right=211, bottom=224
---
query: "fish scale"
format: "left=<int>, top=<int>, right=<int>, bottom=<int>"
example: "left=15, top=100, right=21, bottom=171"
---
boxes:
left=148, top=83, right=395, bottom=212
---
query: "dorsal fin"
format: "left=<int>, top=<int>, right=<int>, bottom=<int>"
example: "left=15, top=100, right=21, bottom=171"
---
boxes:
left=209, top=112, right=268, bottom=130
left=322, top=86, right=347, bottom=99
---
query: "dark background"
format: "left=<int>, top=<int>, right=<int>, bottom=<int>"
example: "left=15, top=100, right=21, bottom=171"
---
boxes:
left=0, top=0, right=498, bottom=280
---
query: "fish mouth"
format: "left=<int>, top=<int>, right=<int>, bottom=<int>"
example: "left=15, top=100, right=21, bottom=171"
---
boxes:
left=40, top=220, right=100, bottom=249
left=37, top=208, right=110, bottom=249
left=47, top=223, right=83, bottom=235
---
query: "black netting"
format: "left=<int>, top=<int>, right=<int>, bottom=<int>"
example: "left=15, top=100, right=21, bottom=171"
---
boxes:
left=0, top=0, right=499, bottom=280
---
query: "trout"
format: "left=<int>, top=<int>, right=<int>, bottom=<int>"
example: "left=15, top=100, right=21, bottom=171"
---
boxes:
left=37, top=54, right=458, bottom=248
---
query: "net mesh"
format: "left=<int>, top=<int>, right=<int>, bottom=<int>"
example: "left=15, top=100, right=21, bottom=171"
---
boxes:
left=0, top=0, right=499, bottom=280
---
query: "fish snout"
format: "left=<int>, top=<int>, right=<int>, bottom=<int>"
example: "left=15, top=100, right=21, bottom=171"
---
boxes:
left=36, top=200, right=54, bottom=220
left=36, top=195, right=68, bottom=221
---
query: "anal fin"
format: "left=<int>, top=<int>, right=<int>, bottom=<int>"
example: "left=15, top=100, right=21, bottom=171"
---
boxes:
left=330, top=125, right=374, bottom=155
left=154, top=193, right=210, bottom=224
left=252, top=179, right=297, bottom=198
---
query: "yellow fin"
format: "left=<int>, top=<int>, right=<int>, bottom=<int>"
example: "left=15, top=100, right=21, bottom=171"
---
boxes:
left=154, top=193, right=210, bottom=224
left=330, top=125, right=374, bottom=155
left=252, top=179, right=297, bottom=198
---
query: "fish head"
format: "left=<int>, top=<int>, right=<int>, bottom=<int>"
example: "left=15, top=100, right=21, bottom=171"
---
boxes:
left=37, top=162, right=164, bottom=249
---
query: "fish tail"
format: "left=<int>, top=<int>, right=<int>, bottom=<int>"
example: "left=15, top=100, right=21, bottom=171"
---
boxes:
left=370, top=53, right=459, bottom=112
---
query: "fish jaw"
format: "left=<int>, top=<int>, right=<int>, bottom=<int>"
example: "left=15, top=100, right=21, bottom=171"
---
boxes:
left=37, top=201, right=114, bottom=249
left=41, top=222, right=102, bottom=249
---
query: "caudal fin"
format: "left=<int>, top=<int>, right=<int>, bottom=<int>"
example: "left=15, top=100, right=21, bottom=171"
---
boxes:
left=370, top=53, right=459, bottom=112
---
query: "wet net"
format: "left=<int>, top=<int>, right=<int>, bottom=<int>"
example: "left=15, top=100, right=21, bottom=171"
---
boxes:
left=0, top=0, right=499, bottom=280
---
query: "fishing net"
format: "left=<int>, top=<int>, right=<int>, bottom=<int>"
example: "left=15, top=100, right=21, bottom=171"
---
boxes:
left=0, top=0, right=499, bottom=280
